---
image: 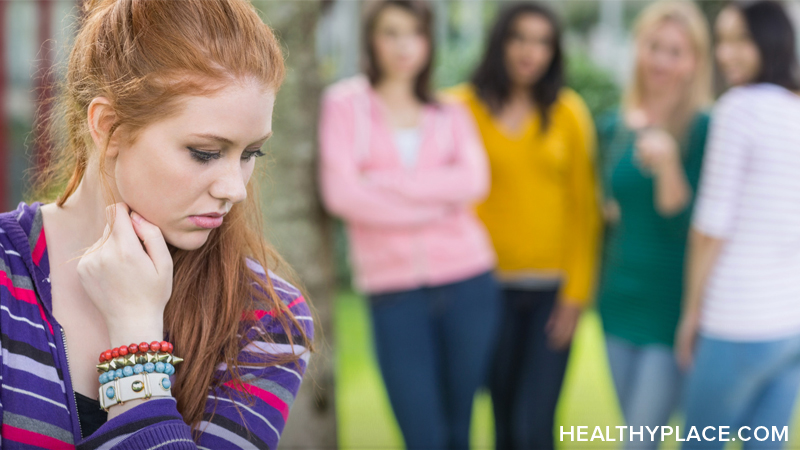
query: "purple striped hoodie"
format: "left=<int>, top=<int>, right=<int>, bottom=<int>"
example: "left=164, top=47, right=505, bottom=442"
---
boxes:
left=0, top=202, right=313, bottom=449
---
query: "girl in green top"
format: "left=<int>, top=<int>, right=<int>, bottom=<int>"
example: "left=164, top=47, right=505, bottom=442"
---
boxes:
left=596, top=2, right=711, bottom=449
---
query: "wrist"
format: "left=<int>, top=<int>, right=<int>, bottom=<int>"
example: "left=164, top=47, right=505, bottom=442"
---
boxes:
left=654, top=158, right=682, bottom=177
left=108, top=324, right=164, bottom=349
left=681, top=305, right=702, bottom=324
left=559, top=298, right=583, bottom=310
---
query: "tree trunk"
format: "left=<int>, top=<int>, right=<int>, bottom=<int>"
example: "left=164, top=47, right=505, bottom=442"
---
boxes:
left=256, top=2, right=337, bottom=448
left=0, top=1, right=9, bottom=210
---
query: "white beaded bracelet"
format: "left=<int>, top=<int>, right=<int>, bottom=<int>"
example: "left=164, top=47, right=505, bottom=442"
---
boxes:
left=99, top=372, right=173, bottom=411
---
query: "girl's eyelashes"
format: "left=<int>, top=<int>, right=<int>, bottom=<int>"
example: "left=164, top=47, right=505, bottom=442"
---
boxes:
left=188, top=147, right=265, bottom=164
left=188, top=147, right=221, bottom=164
left=242, top=149, right=265, bottom=162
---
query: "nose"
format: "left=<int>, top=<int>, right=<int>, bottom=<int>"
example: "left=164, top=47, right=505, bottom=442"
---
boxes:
left=651, top=48, right=671, bottom=67
left=209, top=159, right=248, bottom=205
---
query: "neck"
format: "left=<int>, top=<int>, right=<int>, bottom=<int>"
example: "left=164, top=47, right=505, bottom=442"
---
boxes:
left=374, top=76, right=418, bottom=103
left=54, top=160, right=116, bottom=257
left=640, top=88, right=683, bottom=125
left=507, top=84, right=534, bottom=107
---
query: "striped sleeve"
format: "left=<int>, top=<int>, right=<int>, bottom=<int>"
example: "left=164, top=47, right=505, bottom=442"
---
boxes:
left=77, top=270, right=312, bottom=450
left=195, top=277, right=312, bottom=450
left=692, top=88, right=755, bottom=238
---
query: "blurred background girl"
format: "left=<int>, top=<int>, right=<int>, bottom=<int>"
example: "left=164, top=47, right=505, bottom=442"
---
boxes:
left=447, top=2, right=599, bottom=449
left=595, top=2, right=711, bottom=448
left=318, top=1, right=499, bottom=448
left=677, top=2, right=800, bottom=447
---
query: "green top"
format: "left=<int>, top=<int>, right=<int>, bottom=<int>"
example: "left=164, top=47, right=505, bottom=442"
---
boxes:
left=597, top=111, right=709, bottom=347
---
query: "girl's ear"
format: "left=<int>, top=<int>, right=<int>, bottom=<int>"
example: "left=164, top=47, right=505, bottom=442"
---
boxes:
left=87, top=97, right=121, bottom=158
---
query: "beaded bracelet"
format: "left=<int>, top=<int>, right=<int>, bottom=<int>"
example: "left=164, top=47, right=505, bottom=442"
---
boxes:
left=99, top=341, right=174, bottom=363
left=98, top=361, right=177, bottom=384
left=97, top=352, right=183, bottom=373
left=95, top=341, right=184, bottom=411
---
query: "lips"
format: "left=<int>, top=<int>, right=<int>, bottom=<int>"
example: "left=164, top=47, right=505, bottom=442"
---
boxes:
left=188, top=213, right=225, bottom=229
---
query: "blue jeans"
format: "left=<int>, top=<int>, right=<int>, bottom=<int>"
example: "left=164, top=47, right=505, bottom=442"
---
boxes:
left=369, top=271, right=500, bottom=450
left=489, top=287, right=570, bottom=450
left=682, top=334, right=800, bottom=450
left=606, top=335, right=683, bottom=450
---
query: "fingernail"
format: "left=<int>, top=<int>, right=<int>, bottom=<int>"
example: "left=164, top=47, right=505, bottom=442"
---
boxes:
left=131, top=212, right=142, bottom=224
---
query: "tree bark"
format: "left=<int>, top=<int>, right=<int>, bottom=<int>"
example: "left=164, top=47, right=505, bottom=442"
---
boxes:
left=256, top=2, right=337, bottom=448
left=0, top=1, right=8, bottom=210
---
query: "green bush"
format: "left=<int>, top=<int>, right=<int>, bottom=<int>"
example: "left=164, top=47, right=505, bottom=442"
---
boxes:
left=566, top=51, right=621, bottom=121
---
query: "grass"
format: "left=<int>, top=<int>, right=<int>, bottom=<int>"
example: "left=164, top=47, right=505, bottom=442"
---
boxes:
left=333, top=291, right=800, bottom=450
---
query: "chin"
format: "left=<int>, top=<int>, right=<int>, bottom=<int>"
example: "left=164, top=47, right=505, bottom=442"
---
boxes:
left=513, top=71, right=544, bottom=87
left=724, top=74, right=744, bottom=87
left=163, top=229, right=213, bottom=252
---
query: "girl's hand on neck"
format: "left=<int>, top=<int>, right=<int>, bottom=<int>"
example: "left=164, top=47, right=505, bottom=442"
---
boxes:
left=76, top=202, right=174, bottom=347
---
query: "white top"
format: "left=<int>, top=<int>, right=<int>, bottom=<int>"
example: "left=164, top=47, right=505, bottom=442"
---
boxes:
left=393, top=127, right=422, bottom=169
left=693, top=84, right=800, bottom=341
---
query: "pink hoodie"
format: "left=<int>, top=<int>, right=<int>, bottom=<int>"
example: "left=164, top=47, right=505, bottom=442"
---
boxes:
left=319, top=76, right=496, bottom=294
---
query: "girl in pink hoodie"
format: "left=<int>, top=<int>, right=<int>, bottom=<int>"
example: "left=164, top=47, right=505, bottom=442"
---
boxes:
left=318, top=1, right=499, bottom=448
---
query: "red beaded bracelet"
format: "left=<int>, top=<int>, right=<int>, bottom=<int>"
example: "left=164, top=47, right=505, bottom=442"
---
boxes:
left=99, top=341, right=173, bottom=363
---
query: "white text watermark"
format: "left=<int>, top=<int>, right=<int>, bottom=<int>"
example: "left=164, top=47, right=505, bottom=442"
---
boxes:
left=560, top=426, right=788, bottom=443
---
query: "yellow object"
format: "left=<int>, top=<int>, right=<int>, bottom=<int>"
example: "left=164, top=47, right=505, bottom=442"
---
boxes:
left=445, top=84, right=601, bottom=306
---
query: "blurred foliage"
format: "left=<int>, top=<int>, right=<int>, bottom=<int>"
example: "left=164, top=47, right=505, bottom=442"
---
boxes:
left=433, top=1, right=496, bottom=90
left=696, top=0, right=728, bottom=25
left=445, top=0, right=500, bottom=36
left=566, top=51, right=621, bottom=121
left=433, top=42, right=481, bottom=90
left=562, top=1, right=600, bottom=36
left=623, top=1, right=649, bottom=30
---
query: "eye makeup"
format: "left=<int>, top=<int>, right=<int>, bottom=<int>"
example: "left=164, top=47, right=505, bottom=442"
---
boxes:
left=188, top=147, right=221, bottom=163
left=187, top=147, right=265, bottom=164
left=242, top=149, right=265, bottom=162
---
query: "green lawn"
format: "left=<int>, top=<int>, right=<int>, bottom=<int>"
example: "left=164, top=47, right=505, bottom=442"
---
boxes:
left=333, top=291, right=800, bottom=450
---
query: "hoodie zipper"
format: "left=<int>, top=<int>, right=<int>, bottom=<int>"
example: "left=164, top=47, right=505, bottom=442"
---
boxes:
left=61, top=327, right=82, bottom=440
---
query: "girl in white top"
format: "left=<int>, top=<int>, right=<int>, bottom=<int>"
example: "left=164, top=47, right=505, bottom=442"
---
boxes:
left=677, top=2, right=800, bottom=448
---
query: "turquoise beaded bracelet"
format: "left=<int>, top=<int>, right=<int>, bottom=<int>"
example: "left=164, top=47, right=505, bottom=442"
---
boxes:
left=98, top=362, right=176, bottom=384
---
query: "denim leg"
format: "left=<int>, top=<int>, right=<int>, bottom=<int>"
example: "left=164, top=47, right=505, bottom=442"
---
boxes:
left=489, top=287, right=567, bottom=450
left=489, top=289, right=532, bottom=450
left=681, top=335, right=800, bottom=450
left=623, top=344, right=683, bottom=450
left=682, top=336, right=749, bottom=450
left=512, top=288, right=570, bottom=450
left=370, top=288, right=447, bottom=449
left=741, top=337, right=800, bottom=450
left=605, top=335, right=638, bottom=422
left=741, top=360, right=800, bottom=450
left=683, top=334, right=800, bottom=450
left=437, top=272, right=501, bottom=450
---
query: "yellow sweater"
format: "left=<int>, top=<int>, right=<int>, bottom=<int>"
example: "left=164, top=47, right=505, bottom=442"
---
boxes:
left=446, top=84, right=601, bottom=306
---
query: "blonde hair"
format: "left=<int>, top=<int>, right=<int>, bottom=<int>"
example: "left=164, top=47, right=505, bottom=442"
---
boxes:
left=624, top=1, right=712, bottom=138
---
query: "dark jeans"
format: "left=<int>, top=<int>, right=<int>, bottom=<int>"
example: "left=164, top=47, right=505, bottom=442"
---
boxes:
left=369, top=271, right=500, bottom=450
left=489, top=287, right=571, bottom=450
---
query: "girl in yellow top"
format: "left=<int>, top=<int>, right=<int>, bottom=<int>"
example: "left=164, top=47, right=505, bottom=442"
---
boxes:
left=447, top=2, right=599, bottom=449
